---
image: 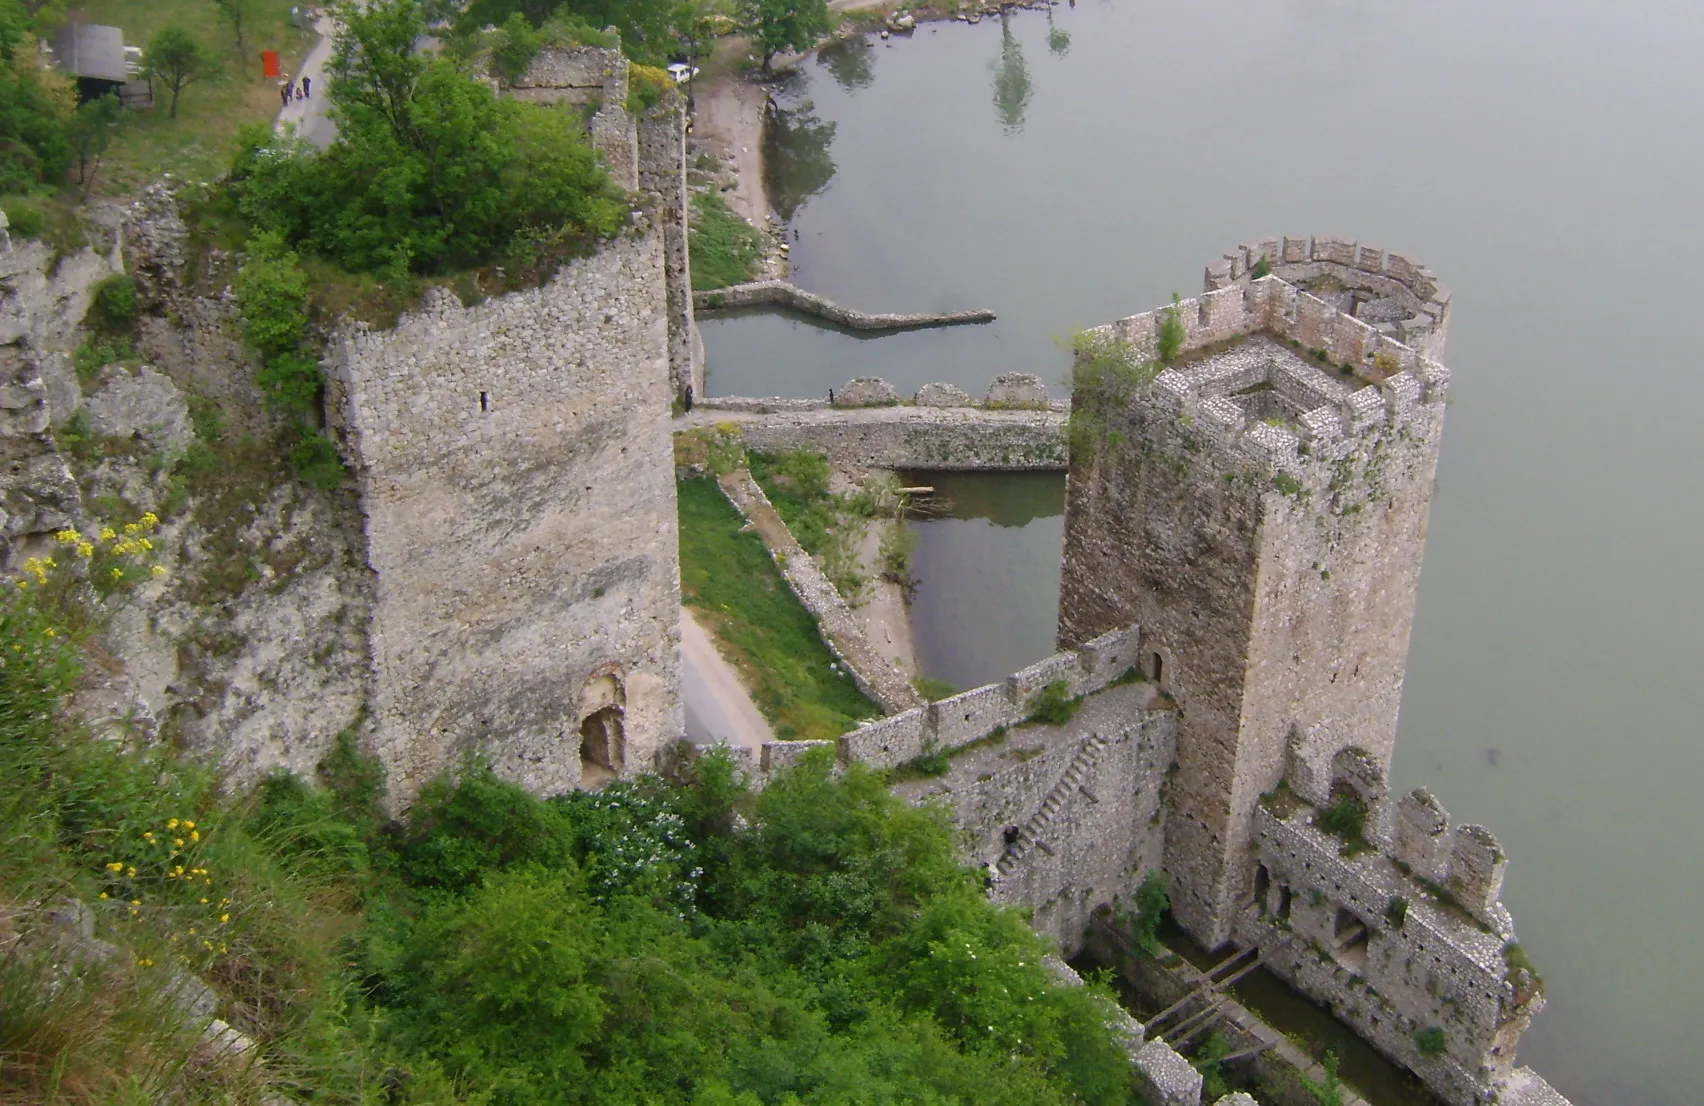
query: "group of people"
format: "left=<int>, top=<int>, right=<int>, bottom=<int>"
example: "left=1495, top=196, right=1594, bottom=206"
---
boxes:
left=279, top=76, right=312, bottom=107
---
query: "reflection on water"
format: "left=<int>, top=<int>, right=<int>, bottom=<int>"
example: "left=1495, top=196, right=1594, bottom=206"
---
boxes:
left=816, top=36, right=875, bottom=93
left=991, top=13, right=1033, bottom=132
left=903, top=472, right=1063, bottom=691
left=764, top=98, right=838, bottom=223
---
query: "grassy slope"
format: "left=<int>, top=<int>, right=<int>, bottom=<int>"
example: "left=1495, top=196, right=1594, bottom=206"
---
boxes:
left=677, top=475, right=879, bottom=741
left=689, top=189, right=765, bottom=290
left=72, top=0, right=313, bottom=192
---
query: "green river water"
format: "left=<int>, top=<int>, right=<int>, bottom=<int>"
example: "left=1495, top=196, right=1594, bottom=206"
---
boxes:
left=699, top=3, right=1704, bottom=1101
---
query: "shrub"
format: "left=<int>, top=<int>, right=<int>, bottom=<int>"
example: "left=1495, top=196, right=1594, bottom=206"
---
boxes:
left=1128, top=870, right=1169, bottom=953
left=72, top=336, right=133, bottom=383
left=491, top=11, right=543, bottom=82
left=1385, top=896, right=1409, bottom=930
left=291, top=430, right=344, bottom=490
left=1066, top=330, right=1158, bottom=465
left=1414, top=1025, right=1447, bottom=1058
left=628, top=63, right=673, bottom=114
left=86, top=274, right=141, bottom=333
left=1319, top=791, right=1369, bottom=853
left=1251, top=257, right=1272, bottom=279
left=1024, top=679, right=1080, bottom=727
left=1157, top=293, right=1187, bottom=362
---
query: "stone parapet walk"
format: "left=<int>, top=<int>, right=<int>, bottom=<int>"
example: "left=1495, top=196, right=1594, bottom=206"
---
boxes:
left=682, top=403, right=1066, bottom=471
left=694, top=280, right=995, bottom=331
left=714, top=468, right=923, bottom=714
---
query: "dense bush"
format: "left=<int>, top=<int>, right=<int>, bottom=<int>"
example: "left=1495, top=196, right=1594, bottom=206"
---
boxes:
left=229, top=0, right=626, bottom=277
left=86, top=272, right=140, bottom=333
left=3, top=551, right=1142, bottom=1105
left=0, top=0, right=71, bottom=193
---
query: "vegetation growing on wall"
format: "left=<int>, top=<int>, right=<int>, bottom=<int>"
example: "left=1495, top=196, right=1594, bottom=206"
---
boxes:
left=1066, top=330, right=1159, bottom=467
left=678, top=474, right=881, bottom=740
left=748, top=449, right=904, bottom=602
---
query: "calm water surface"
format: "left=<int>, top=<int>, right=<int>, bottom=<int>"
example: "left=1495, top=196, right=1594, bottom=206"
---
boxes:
left=703, top=3, right=1704, bottom=1101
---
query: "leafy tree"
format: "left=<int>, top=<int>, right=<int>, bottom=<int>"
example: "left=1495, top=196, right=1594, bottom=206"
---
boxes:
left=233, top=0, right=625, bottom=275
left=146, top=25, right=222, bottom=118
left=66, top=91, right=121, bottom=197
left=0, top=0, right=70, bottom=190
left=739, top=0, right=830, bottom=74
left=212, top=0, right=260, bottom=52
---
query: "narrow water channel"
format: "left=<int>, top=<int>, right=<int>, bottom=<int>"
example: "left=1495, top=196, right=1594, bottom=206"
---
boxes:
left=901, top=471, right=1063, bottom=691
left=702, top=3, right=1704, bottom=1101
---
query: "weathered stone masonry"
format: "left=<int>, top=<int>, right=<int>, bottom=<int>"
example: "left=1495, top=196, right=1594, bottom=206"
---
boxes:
left=1058, top=276, right=1448, bottom=950
left=331, top=233, right=682, bottom=806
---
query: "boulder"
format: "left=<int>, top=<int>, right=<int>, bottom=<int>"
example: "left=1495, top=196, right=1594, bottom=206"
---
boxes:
left=86, top=366, right=192, bottom=454
left=914, top=382, right=973, bottom=407
left=985, top=372, right=1048, bottom=408
left=836, top=377, right=898, bottom=407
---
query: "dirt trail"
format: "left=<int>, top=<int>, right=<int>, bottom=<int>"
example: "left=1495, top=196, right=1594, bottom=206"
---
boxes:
left=692, top=40, right=772, bottom=226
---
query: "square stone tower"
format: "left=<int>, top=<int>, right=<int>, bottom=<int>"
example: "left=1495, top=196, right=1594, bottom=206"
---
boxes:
left=1057, top=268, right=1450, bottom=947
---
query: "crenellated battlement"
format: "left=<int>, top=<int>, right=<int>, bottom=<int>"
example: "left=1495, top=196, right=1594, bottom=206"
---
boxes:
left=1087, top=276, right=1449, bottom=475
left=1205, top=236, right=1453, bottom=360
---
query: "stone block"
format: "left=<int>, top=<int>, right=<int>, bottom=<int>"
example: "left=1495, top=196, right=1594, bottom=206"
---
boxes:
left=1007, top=651, right=1087, bottom=704
left=1133, top=1039, right=1203, bottom=1106
left=1355, top=243, right=1386, bottom=272
left=930, top=682, right=1020, bottom=750
left=1395, top=787, right=1451, bottom=883
left=836, top=377, right=898, bottom=406
left=1076, top=623, right=1142, bottom=692
left=839, top=707, right=930, bottom=769
left=1312, top=235, right=1358, bottom=266
left=1448, top=824, right=1508, bottom=922
left=1205, top=257, right=1234, bottom=289
left=761, top=739, right=835, bottom=775
left=986, top=372, right=1049, bottom=409
left=914, top=381, right=973, bottom=407
left=1282, top=235, right=1311, bottom=264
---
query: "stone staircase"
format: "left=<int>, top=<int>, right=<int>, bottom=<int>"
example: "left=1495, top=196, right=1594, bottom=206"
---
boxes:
left=995, top=732, right=1110, bottom=877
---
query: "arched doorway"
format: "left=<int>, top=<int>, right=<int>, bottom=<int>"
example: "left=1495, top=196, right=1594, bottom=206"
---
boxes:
left=577, top=669, right=626, bottom=788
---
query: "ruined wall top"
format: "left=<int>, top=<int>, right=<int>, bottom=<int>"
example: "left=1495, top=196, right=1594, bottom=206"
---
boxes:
left=1205, top=236, right=1452, bottom=361
left=1090, top=275, right=1450, bottom=475
left=503, top=44, right=629, bottom=106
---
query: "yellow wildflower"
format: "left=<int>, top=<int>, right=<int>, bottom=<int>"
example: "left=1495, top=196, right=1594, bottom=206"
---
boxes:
left=126, top=867, right=136, bottom=878
left=167, top=819, right=178, bottom=829
left=106, top=861, right=123, bottom=872
left=140, top=512, right=159, bottom=528
left=200, top=898, right=209, bottom=905
left=100, top=527, right=116, bottom=541
left=182, top=821, right=195, bottom=830
left=130, top=899, right=140, bottom=907
left=43, top=628, right=55, bottom=637
left=76, top=542, right=93, bottom=558
left=190, top=829, right=199, bottom=842
left=139, top=538, right=153, bottom=551
left=98, top=892, right=108, bottom=900
left=54, top=529, right=79, bottom=544
left=110, top=567, right=124, bottom=580
left=219, top=913, right=230, bottom=923
left=151, top=565, right=167, bottom=578
left=123, top=522, right=141, bottom=535
left=173, top=838, right=184, bottom=848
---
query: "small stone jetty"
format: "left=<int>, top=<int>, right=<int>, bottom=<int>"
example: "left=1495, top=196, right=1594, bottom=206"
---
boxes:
left=693, top=280, right=996, bottom=331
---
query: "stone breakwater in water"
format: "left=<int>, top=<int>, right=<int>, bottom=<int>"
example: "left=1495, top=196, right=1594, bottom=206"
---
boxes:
left=714, top=467, right=923, bottom=714
left=693, top=280, right=996, bottom=331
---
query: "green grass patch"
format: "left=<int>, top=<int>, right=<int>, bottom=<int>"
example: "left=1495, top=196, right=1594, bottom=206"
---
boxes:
left=677, top=476, right=879, bottom=740
left=73, top=0, right=314, bottom=193
left=689, top=189, right=765, bottom=290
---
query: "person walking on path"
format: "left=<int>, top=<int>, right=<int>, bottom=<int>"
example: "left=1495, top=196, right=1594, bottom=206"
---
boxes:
left=280, top=81, right=292, bottom=108
left=301, top=75, right=311, bottom=98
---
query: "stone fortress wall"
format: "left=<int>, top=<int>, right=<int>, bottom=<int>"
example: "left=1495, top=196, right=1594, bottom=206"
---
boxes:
left=1058, top=274, right=1449, bottom=949
left=331, top=233, right=683, bottom=807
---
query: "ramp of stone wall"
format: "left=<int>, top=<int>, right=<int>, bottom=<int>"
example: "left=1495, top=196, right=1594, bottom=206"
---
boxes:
left=715, top=468, right=922, bottom=714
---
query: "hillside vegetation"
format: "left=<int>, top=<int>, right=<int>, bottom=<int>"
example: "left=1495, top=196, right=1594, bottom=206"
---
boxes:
left=1, top=551, right=1140, bottom=1104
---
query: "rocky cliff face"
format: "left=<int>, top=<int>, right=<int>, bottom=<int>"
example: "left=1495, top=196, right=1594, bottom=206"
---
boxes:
left=1, top=187, right=373, bottom=781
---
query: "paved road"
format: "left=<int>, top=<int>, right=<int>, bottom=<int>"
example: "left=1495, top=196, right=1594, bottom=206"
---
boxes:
left=680, top=609, right=773, bottom=751
left=276, top=13, right=339, bottom=147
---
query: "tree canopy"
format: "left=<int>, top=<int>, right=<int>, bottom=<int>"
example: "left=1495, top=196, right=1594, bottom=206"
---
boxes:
left=741, top=0, right=831, bottom=73
left=0, top=0, right=70, bottom=192
left=230, top=0, right=626, bottom=276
